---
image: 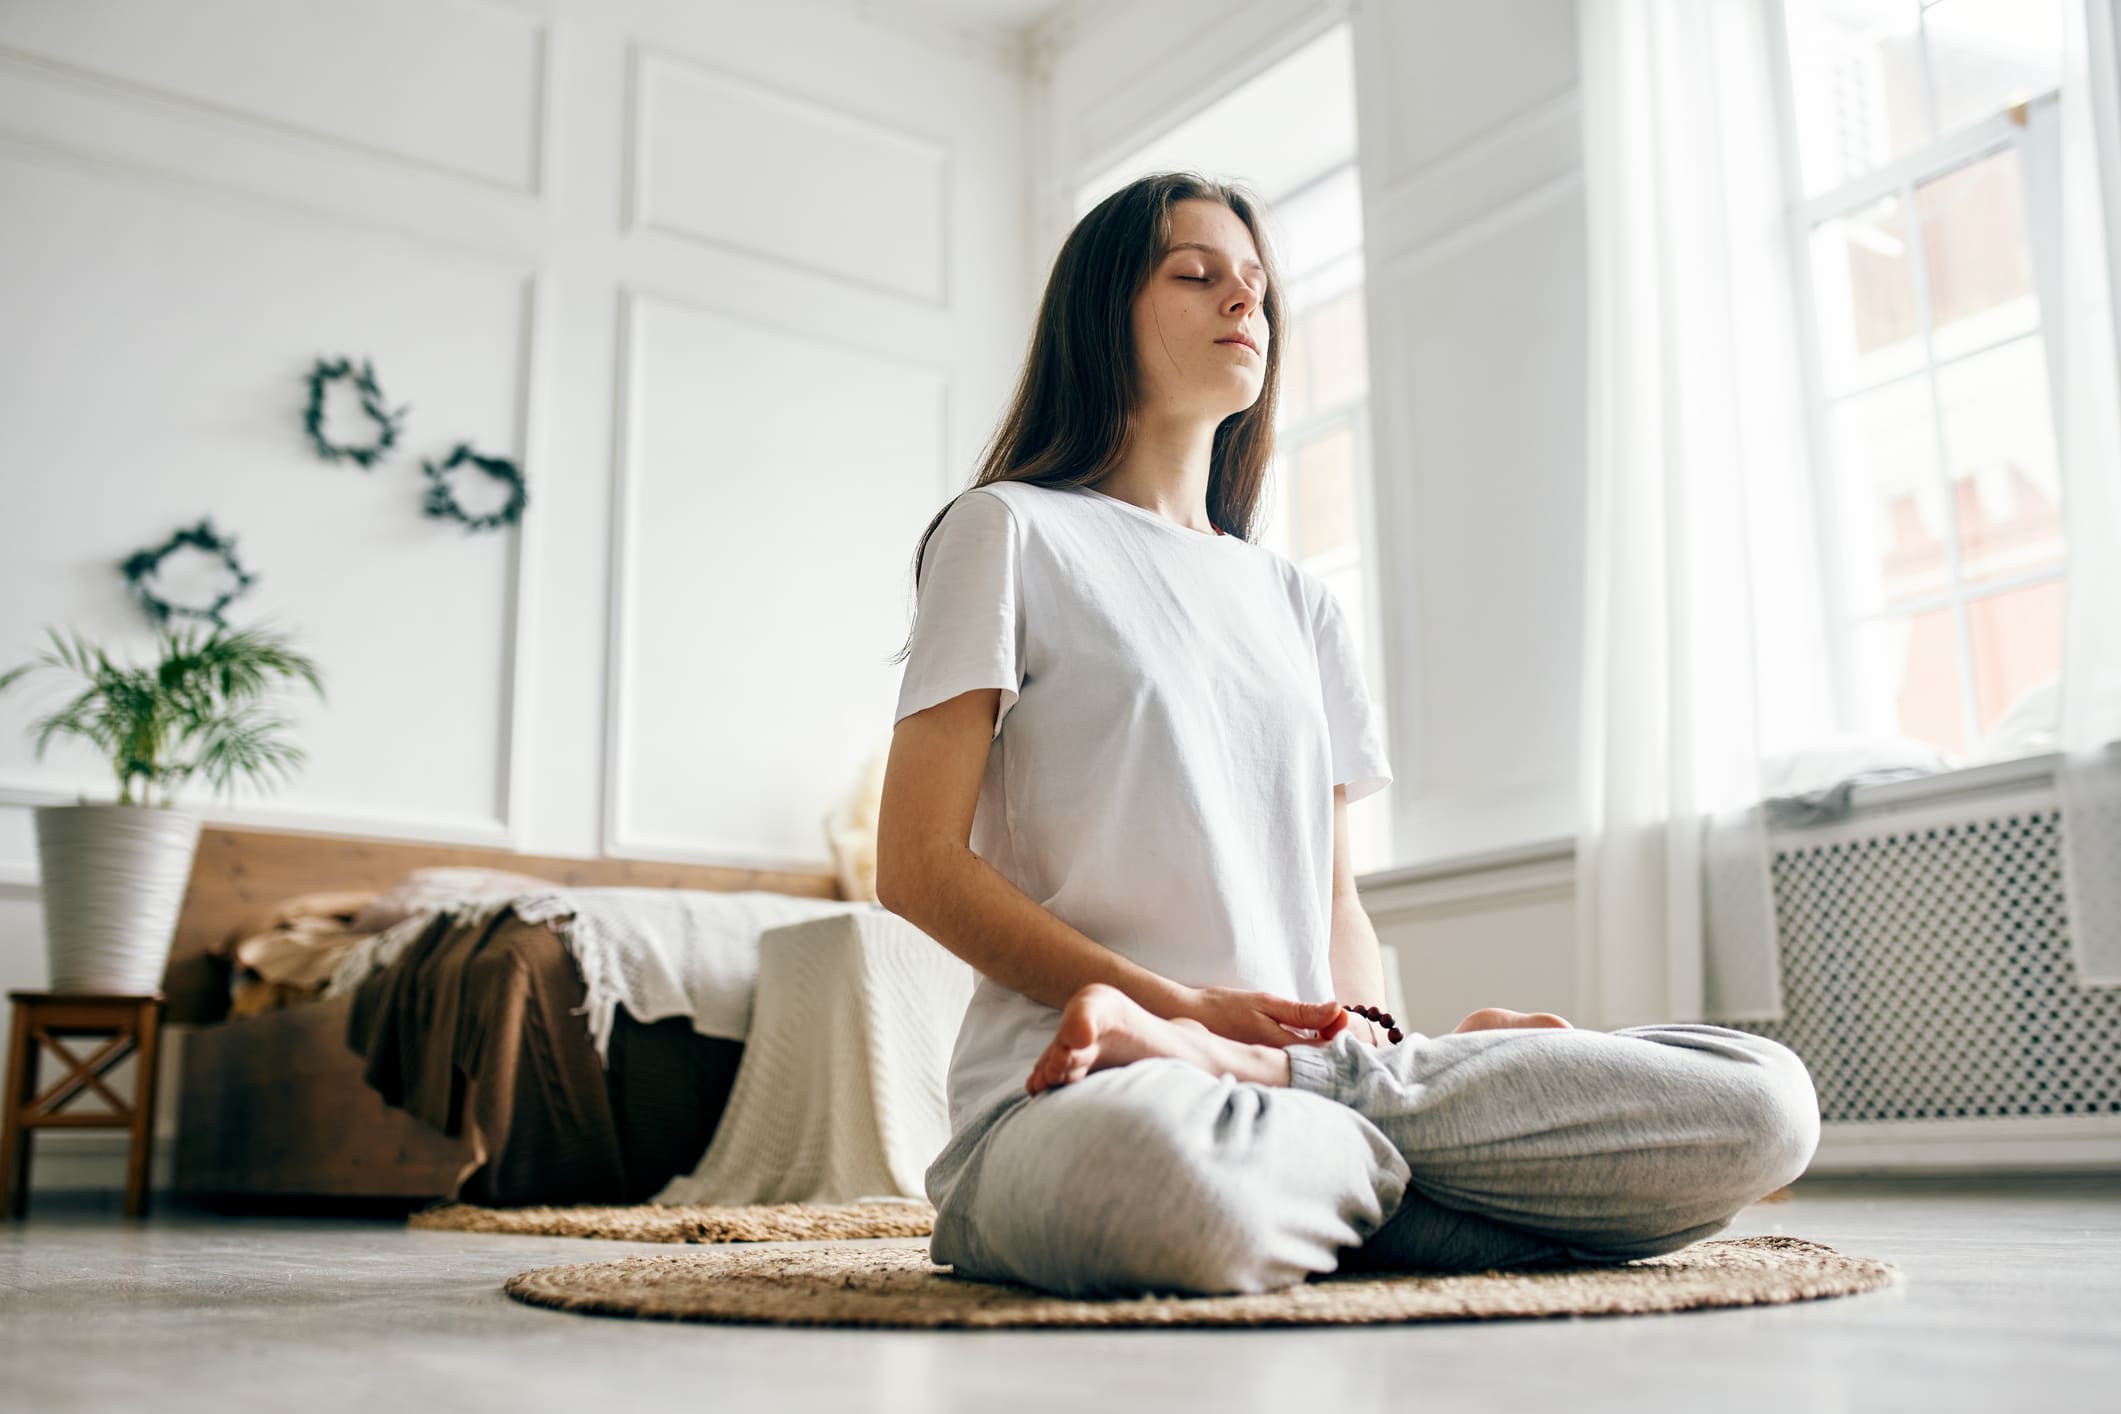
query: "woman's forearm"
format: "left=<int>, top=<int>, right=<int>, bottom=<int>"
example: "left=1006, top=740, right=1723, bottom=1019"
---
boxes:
left=1326, top=888, right=1390, bottom=1007
left=880, top=845, right=1196, bottom=1018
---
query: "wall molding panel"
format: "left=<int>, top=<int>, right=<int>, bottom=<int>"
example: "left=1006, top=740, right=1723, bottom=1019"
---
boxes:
left=0, top=135, right=540, bottom=867
left=494, top=269, right=545, bottom=848
left=601, top=287, right=953, bottom=872
left=1344, top=0, right=1591, bottom=876
left=0, top=776, right=518, bottom=881
left=0, top=58, right=546, bottom=272
left=0, top=0, right=549, bottom=194
left=1366, top=89, right=1583, bottom=265
left=1355, top=0, right=1577, bottom=190
left=626, top=42, right=952, bottom=307
left=1367, top=179, right=1588, bottom=868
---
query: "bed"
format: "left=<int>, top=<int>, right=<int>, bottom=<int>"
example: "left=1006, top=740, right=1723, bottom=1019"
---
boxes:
left=167, top=824, right=847, bottom=1207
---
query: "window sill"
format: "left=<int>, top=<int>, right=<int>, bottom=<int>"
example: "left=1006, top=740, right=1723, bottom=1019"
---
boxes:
left=1353, top=751, right=2068, bottom=895
left=1838, top=750, right=2061, bottom=812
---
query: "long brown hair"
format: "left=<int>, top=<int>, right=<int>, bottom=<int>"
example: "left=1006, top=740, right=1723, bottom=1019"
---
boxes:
left=891, top=172, right=1285, bottom=664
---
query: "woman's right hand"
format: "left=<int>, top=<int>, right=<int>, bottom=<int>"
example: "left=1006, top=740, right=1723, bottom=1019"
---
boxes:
left=1180, top=986, right=1350, bottom=1047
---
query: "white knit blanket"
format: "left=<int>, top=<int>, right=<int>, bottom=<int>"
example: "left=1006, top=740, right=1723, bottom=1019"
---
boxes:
left=653, top=909, right=976, bottom=1205
left=323, top=887, right=868, bottom=1059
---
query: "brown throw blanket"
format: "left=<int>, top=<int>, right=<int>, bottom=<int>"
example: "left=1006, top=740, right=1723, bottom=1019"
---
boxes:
left=346, top=905, right=743, bottom=1206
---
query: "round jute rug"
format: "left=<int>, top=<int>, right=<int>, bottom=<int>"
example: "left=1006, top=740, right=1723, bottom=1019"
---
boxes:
left=412, top=1199, right=935, bottom=1244
left=502, top=1234, right=1898, bottom=1328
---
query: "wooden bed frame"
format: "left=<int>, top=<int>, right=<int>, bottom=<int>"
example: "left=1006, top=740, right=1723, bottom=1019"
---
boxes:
left=168, top=824, right=842, bottom=1202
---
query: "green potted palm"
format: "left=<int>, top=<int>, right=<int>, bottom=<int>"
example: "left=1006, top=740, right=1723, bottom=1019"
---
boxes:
left=0, top=621, right=324, bottom=993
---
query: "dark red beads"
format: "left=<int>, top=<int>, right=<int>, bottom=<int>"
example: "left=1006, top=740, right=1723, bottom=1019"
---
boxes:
left=1343, top=1001, right=1403, bottom=1045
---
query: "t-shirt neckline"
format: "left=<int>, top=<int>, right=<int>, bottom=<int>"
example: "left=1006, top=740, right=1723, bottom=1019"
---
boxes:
left=1080, top=486, right=1239, bottom=543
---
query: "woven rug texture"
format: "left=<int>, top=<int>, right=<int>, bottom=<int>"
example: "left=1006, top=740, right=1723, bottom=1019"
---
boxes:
left=501, top=1234, right=1898, bottom=1328
left=411, top=1199, right=936, bottom=1243
left=417, top=1186, right=1792, bottom=1245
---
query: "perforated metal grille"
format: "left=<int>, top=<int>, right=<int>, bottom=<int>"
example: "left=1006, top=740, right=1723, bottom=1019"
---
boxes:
left=1729, top=807, right=2121, bottom=1124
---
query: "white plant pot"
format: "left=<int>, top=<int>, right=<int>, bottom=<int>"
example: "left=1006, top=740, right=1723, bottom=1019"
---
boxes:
left=33, top=802, right=202, bottom=994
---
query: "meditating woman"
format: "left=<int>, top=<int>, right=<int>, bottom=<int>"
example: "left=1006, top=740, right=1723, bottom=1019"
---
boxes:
left=875, top=171, right=1819, bottom=1299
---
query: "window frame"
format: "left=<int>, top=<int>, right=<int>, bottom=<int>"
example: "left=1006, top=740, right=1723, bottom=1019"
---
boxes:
left=1766, top=0, right=2068, bottom=766
left=1265, top=158, right=1392, bottom=868
left=1275, top=265, right=1370, bottom=570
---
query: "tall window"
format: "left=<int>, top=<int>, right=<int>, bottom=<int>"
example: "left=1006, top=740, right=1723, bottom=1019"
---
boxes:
left=1775, top=0, right=2068, bottom=767
left=1253, top=165, right=1391, bottom=872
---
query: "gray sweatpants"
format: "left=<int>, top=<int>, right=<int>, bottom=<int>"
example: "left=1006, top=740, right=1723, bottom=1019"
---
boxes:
left=924, top=1021, right=1822, bottom=1298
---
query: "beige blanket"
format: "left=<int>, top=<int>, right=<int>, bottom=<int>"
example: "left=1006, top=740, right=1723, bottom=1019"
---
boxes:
left=215, top=890, right=378, bottom=1018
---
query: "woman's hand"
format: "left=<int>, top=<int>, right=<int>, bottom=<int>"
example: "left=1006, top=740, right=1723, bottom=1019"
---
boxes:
left=1181, top=987, right=1350, bottom=1047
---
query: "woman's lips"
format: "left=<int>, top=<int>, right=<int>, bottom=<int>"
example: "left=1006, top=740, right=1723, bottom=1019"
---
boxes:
left=1216, top=338, right=1259, bottom=356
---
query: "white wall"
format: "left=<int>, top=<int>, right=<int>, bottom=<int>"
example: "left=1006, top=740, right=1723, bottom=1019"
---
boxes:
left=1346, top=0, right=1585, bottom=1029
left=1348, top=0, right=1586, bottom=872
left=0, top=0, right=1030, bottom=1187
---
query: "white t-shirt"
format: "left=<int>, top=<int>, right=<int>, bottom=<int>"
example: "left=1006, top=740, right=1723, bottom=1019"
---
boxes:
left=891, top=479, right=1394, bottom=1131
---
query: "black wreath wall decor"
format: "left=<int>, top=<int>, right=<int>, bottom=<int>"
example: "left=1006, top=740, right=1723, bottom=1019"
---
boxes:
left=421, top=442, right=528, bottom=533
left=120, top=517, right=258, bottom=627
left=303, top=355, right=408, bottom=468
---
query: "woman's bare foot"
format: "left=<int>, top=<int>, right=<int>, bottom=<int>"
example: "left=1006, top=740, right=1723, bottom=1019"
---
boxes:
left=1026, top=983, right=1293, bottom=1094
left=1451, top=1006, right=1573, bottom=1034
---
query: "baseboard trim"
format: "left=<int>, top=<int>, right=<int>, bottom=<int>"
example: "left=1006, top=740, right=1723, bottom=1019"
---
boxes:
left=1806, top=1116, right=2121, bottom=1175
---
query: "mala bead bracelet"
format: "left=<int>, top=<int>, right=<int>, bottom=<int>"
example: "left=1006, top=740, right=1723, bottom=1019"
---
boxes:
left=1343, top=1002, right=1404, bottom=1045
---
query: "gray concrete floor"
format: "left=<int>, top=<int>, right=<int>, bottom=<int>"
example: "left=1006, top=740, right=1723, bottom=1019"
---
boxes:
left=2, top=1174, right=2116, bottom=1414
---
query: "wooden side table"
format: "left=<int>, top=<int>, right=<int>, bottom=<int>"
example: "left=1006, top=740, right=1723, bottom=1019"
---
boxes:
left=1, top=991, right=164, bottom=1218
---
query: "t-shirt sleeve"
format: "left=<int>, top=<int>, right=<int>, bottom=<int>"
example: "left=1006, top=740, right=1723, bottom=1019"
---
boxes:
left=1310, top=575, right=1393, bottom=804
left=893, top=488, right=1024, bottom=739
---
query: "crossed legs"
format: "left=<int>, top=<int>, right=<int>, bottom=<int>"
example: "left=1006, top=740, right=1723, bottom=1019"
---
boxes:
left=928, top=986, right=1821, bottom=1297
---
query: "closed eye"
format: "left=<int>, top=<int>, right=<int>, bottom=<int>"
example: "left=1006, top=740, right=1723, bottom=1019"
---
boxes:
left=1181, top=274, right=1266, bottom=301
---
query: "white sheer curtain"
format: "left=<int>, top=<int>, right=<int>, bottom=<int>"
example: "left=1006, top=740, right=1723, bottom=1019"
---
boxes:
left=1575, top=0, right=1834, bottom=1030
left=2054, top=0, right=2121, bottom=987
left=1577, top=0, right=2121, bottom=1028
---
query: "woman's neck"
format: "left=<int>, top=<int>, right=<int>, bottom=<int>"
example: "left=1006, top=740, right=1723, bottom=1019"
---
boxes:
left=1100, top=416, right=1218, bottom=533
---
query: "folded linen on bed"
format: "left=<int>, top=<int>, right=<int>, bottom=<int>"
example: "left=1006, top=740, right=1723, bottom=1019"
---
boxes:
left=510, top=888, right=871, bottom=1056
left=653, top=909, right=975, bottom=1206
left=328, top=887, right=869, bottom=1058
left=218, top=889, right=379, bottom=1016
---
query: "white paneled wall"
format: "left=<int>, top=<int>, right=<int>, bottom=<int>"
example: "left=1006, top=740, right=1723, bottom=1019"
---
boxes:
left=630, top=47, right=954, bottom=304
left=0, top=0, right=1031, bottom=1185
left=1348, top=0, right=1586, bottom=870
left=1, top=0, right=549, bottom=193
left=0, top=0, right=1028, bottom=865
left=609, top=291, right=951, bottom=861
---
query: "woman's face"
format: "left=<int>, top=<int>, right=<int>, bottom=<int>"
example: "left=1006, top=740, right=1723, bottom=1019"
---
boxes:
left=1129, top=198, right=1270, bottom=423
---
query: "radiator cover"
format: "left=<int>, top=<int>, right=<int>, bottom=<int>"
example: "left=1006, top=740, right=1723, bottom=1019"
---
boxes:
left=1726, top=785, right=2121, bottom=1172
